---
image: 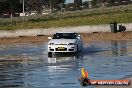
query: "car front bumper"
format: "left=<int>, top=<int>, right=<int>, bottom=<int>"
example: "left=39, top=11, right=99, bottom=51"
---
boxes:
left=48, top=45, right=77, bottom=53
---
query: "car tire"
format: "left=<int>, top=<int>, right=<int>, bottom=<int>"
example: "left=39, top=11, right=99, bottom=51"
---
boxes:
left=77, top=45, right=79, bottom=53
left=80, top=45, right=83, bottom=52
left=48, top=52, right=52, bottom=57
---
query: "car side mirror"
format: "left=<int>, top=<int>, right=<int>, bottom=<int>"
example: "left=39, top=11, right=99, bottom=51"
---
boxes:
left=48, top=37, right=52, bottom=40
left=77, top=35, right=80, bottom=39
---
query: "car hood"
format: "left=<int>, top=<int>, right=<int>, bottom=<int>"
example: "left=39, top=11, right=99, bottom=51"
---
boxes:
left=48, top=39, right=77, bottom=44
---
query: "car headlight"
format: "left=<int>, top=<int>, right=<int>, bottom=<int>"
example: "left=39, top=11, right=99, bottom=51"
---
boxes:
left=68, top=43, right=75, bottom=45
left=49, top=43, right=54, bottom=45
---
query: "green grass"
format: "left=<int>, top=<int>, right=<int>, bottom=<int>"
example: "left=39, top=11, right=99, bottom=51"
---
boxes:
left=0, top=5, right=132, bottom=30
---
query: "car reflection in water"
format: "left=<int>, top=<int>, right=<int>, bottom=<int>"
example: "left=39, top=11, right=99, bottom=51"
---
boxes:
left=47, top=53, right=83, bottom=73
left=47, top=53, right=84, bottom=87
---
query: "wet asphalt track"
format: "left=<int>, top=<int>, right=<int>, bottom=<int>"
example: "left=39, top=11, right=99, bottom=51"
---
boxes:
left=0, top=40, right=132, bottom=88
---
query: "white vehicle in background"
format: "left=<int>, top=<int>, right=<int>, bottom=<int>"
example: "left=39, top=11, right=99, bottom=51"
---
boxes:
left=48, top=32, right=83, bottom=55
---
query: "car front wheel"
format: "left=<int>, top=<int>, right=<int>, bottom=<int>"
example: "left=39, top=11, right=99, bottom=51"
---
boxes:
left=48, top=52, right=52, bottom=57
left=76, top=45, right=79, bottom=53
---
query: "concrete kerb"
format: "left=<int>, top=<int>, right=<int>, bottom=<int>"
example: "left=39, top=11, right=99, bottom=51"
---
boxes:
left=0, top=23, right=131, bottom=38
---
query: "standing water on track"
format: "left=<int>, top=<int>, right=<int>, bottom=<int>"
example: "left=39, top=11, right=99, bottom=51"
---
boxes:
left=0, top=40, right=132, bottom=88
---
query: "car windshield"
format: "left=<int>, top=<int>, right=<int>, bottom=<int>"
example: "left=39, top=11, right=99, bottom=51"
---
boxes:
left=52, top=33, right=77, bottom=39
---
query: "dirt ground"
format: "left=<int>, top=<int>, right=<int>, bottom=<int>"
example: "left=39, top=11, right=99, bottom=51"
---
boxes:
left=0, top=31, right=132, bottom=44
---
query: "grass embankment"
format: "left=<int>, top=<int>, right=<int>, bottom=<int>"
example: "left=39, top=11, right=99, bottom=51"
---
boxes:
left=0, top=5, right=132, bottom=30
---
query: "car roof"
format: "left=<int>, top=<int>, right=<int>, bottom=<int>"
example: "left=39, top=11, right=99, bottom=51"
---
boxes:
left=56, top=32, right=76, bottom=33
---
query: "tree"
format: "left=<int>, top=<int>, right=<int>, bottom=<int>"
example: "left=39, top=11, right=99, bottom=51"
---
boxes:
left=0, top=0, right=22, bottom=14
left=26, top=0, right=42, bottom=12
left=92, top=0, right=98, bottom=7
left=48, top=0, right=65, bottom=9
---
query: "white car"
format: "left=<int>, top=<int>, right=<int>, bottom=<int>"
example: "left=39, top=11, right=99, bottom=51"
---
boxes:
left=48, top=32, right=83, bottom=54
